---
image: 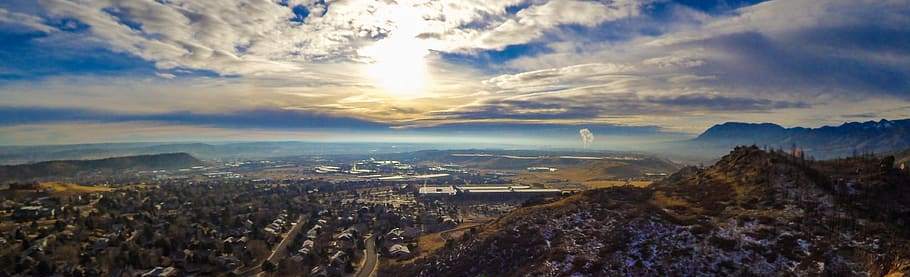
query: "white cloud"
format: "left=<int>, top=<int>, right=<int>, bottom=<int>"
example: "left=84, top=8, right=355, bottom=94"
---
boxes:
left=155, top=72, right=176, bottom=79
left=642, top=51, right=705, bottom=69
left=11, top=0, right=649, bottom=77
left=483, top=63, right=634, bottom=92
left=431, top=0, right=644, bottom=51
left=0, top=7, right=54, bottom=33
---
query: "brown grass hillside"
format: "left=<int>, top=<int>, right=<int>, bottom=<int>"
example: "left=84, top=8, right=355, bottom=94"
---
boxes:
left=0, top=152, right=202, bottom=181
left=386, top=146, right=910, bottom=276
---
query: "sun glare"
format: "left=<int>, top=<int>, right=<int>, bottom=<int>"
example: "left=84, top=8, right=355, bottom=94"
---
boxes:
left=360, top=5, right=431, bottom=99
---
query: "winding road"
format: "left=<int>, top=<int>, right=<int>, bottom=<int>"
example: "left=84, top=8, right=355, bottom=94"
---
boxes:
left=354, top=235, right=378, bottom=277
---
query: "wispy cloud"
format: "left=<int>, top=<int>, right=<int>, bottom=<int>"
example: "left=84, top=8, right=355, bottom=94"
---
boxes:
left=0, top=106, right=389, bottom=130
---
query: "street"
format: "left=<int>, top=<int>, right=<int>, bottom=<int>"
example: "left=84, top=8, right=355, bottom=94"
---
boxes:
left=354, top=235, right=378, bottom=277
left=236, top=215, right=308, bottom=276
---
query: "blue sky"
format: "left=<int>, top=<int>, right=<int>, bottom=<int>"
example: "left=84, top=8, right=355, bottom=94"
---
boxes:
left=0, top=0, right=908, bottom=147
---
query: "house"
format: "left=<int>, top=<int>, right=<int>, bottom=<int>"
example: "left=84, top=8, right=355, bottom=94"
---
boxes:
left=306, top=225, right=322, bottom=239
left=441, top=216, right=457, bottom=226
left=336, top=231, right=355, bottom=241
left=328, top=251, right=349, bottom=266
left=268, top=222, right=282, bottom=232
left=388, top=244, right=412, bottom=259
left=141, top=266, right=178, bottom=277
left=13, top=205, right=55, bottom=220
left=298, top=240, right=315, bottom=256
left=332, top=228, right=357, bottom=251
left=328, top=251, right=351, bottom=274
left=387, top=227, right=419, bottom=241
left=386, top=228, right=405, bottom=240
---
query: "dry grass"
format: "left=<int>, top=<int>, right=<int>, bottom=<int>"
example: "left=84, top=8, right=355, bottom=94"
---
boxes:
left=584, top=180, right=652, bottom=189
left=650, top=191, right=692, bottom=208
left=39, top=182, right=112, bottom=194
left=516, top=169, right=651, bottom=190
left=414, top=233, right=446, bottom=258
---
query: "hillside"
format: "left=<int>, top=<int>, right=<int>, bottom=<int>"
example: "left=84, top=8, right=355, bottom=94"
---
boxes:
left=387, top=146, right=910, bottom=276
left=0, top=153, right=202, bottom=182
left=688, top=119, right=910, bottom=159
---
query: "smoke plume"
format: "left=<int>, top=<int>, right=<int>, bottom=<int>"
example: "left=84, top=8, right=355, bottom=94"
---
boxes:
left=579, top=128, right=594, bottom=148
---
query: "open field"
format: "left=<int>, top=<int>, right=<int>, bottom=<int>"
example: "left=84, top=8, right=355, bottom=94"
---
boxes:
left=515, top=168, right=653, bottom=190
left=39, top=182, right=112, bottom=194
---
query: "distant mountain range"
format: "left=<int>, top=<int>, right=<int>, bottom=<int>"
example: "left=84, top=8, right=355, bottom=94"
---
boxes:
left=688, top=119, right=910, bottom=159
left=0, top=153, right=202, bottom=182
left=2, top=119, right=908, bottom=164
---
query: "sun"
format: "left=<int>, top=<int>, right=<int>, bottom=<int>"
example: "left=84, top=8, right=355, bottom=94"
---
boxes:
left=360, top=6, right=431, bottom=99
left=362, top=37, right=429, bottom=98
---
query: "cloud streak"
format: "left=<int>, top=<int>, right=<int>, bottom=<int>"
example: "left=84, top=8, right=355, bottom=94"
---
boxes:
left=0, top=106, right=389, bottom=130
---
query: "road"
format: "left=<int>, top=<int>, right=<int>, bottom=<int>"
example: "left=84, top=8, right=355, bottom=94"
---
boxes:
left=266, top=215, right=307, bottom=263
left=354, top=235, right=378, bottom=277
left=236, top=215, right=308, bottom=276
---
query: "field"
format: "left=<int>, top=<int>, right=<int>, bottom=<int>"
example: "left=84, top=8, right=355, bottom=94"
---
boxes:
left=38, top=182, right=113, bottom=194
left=515, top=167, right=653, bottom=190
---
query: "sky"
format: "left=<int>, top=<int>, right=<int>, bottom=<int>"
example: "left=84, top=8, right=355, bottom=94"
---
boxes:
left=0, top=0, right=908, bottom=148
